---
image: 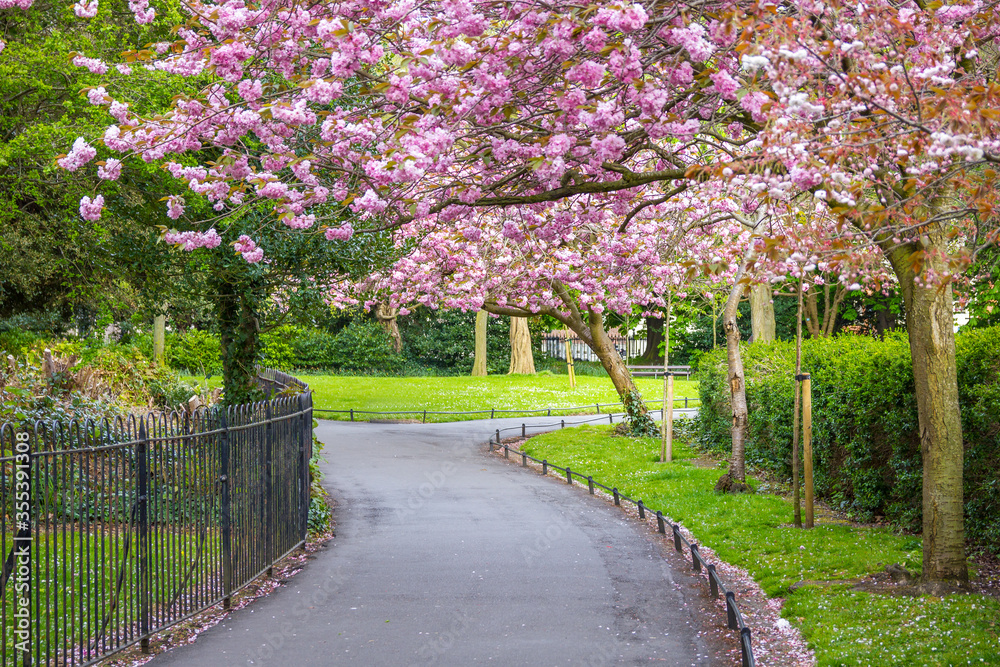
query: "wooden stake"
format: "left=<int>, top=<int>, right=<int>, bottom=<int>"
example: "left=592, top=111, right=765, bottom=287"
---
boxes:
left=153, top=314, right=166, bottom=366
left=802, top=373, right=814, bottom=529
left=565, top=340, right=576, bottom=389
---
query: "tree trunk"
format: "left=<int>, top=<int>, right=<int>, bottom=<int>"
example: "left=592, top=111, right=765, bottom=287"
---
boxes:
left=585, top=309, right=646, bottom=414
left=804, top=284, right=848, bottom=338
left=375, top=303, right=403, bottom=353
left=750, top=284, right=776, bottom=343
left=887, top=241, right=968, bottom=591
left=471, top=310, right=487, bottom=376
left=508, top=316, right=535, bottom=374
left=716, top=250, right=754, bottom=493
left=636, top=316, right=664, bottom=364
left=214, top=283, right=263, bottom=406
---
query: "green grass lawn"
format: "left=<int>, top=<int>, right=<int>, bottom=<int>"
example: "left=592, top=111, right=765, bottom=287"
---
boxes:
left=291, top=373, right=699, bottom=420
left=519, top=425, right=1000, bottom=667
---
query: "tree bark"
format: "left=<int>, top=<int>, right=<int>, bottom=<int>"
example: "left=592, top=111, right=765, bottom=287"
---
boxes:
left=804, top=284, right=848, bottom=338
left=750, top=283, right=776, bottom=343
left=471, top=310, right=487, bottom=376
left=886, top=240, right=968, bottom=590
left=508, top=316, right=535, bottom=374
left=716, top=248, right=754, bottom=493
left=375, top=302, right=403, bottom=353
left=636, top=316, right=664, bottom=364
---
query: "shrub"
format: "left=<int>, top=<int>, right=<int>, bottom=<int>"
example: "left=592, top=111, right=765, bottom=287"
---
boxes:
left=291, top=327, right=339, bottom=369
left=260, top=325, right=298, bottom=371
left=331, top=319, right=404, bottom=373
left=694, top=328, right=1000, bottom=553
left=165, top=329, right=222, bottom=375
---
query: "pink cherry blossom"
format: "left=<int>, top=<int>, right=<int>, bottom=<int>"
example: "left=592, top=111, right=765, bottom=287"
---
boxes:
left=73, top=0, right=98, bottom=18
left=97, top=158, right=122, bottom=181
left=79, top=195, right=104, bottom=221
left=58, top=138, right=97, bottom=172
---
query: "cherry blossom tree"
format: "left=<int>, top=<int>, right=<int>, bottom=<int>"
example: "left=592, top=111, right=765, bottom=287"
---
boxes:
left=736, top=0, right=999, bottom=590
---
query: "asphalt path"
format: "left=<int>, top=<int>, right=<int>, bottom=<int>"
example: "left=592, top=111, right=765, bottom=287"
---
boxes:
left=150, top=412, right=728, bottom=666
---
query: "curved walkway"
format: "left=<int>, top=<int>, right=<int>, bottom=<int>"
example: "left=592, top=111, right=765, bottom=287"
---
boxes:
left=150, top=414, right=726, bottom=666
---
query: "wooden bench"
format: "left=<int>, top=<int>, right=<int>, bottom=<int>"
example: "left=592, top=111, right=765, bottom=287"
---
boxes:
left=627, top=365, right=692, bottom=379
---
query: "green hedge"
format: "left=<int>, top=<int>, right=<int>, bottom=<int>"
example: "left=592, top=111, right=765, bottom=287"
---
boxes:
left=695, top=328, right=1000, bottom=553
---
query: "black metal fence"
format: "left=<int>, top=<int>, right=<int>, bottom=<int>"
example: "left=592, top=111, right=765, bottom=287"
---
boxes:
left=488, top=417, right=756, bottom=667
left=0, top=370, right=313, bottom=666
left=541, top=335, right=646, bottom=363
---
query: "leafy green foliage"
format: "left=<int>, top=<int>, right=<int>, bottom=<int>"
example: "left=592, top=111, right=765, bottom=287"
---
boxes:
left=694, top=328, right=1000, bottom=553
left=328, top=319, right=404, bottom=373
left=164, top=329, right=222, bottom=375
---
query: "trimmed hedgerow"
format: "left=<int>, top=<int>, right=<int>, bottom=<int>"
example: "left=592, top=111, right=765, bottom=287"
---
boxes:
left=695, top=327, right=1000, bottom=553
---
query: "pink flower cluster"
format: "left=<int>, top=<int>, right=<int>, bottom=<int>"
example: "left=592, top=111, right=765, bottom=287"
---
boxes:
left=233, top=235, right=264, bottom=263
left=79, top=195, right=104, bottom=221
left=73, top=0, right=98, bottom=18
left=166, top=195, right=185, bottom=219
left=97, top=158, right=122, bottom=181
left=58, top=138, right=97, bottom=172
left=325, top=223, right=354, bottom=241
left=164, top=229, right=222, bottom=251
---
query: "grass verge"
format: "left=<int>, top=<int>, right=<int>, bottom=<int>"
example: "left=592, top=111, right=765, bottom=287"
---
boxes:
left=519, top=424, right=1000, bottom=667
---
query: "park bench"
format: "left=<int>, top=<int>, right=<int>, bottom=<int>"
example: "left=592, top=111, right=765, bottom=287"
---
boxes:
left=627, top=365, right=692, bottom=379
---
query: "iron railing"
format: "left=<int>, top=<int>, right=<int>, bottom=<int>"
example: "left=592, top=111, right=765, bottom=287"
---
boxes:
left=541, top=334, right=646, bottom=363
left=315, top=397, right=699, bottom=423
left=0, top=373, right=313, bottom=666
left=487, top=417, right=756, bottom=667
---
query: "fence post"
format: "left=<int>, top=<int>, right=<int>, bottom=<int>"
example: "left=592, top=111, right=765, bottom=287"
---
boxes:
left=565, top=466, right=572, bottom=484
left=491, top=408, right=495, bottom=419
left=656, top=511, right=665, bottom=533
left=137, top=418, right=151, bottom=653
left=608, top=413, right=613, bottom=424
left=588, top=476, right=594, bottom=494
left=707, top=564, right=719, bottom=598
left=542, top=459, right=548, bottom=475
left=741, top=627, right=753, bottom=667
left=596, top=404, right=600, bottom=414
left=726, top=592, right=739, bottom=630
left=504, top=444, right=509, bottom=459
left=220, top=408, right=234, bottom=609
left=613, top=488, right=620, bottom=506
left=521, top=452, right=527, bottom=467
left=522, top=423, right=526, bottom=438
left=423, top=410, right=427, bottom=424
left=691, top=543, right=702, bottom=572
left=561, top=419, right=565, bottom=429
left=672, top=523, right=682, bottom=551
left=496, top=429, right=500, bottom=444
left=637, top=500, right=645, bottom=519
left=264, top=400, right=274, bottom=575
